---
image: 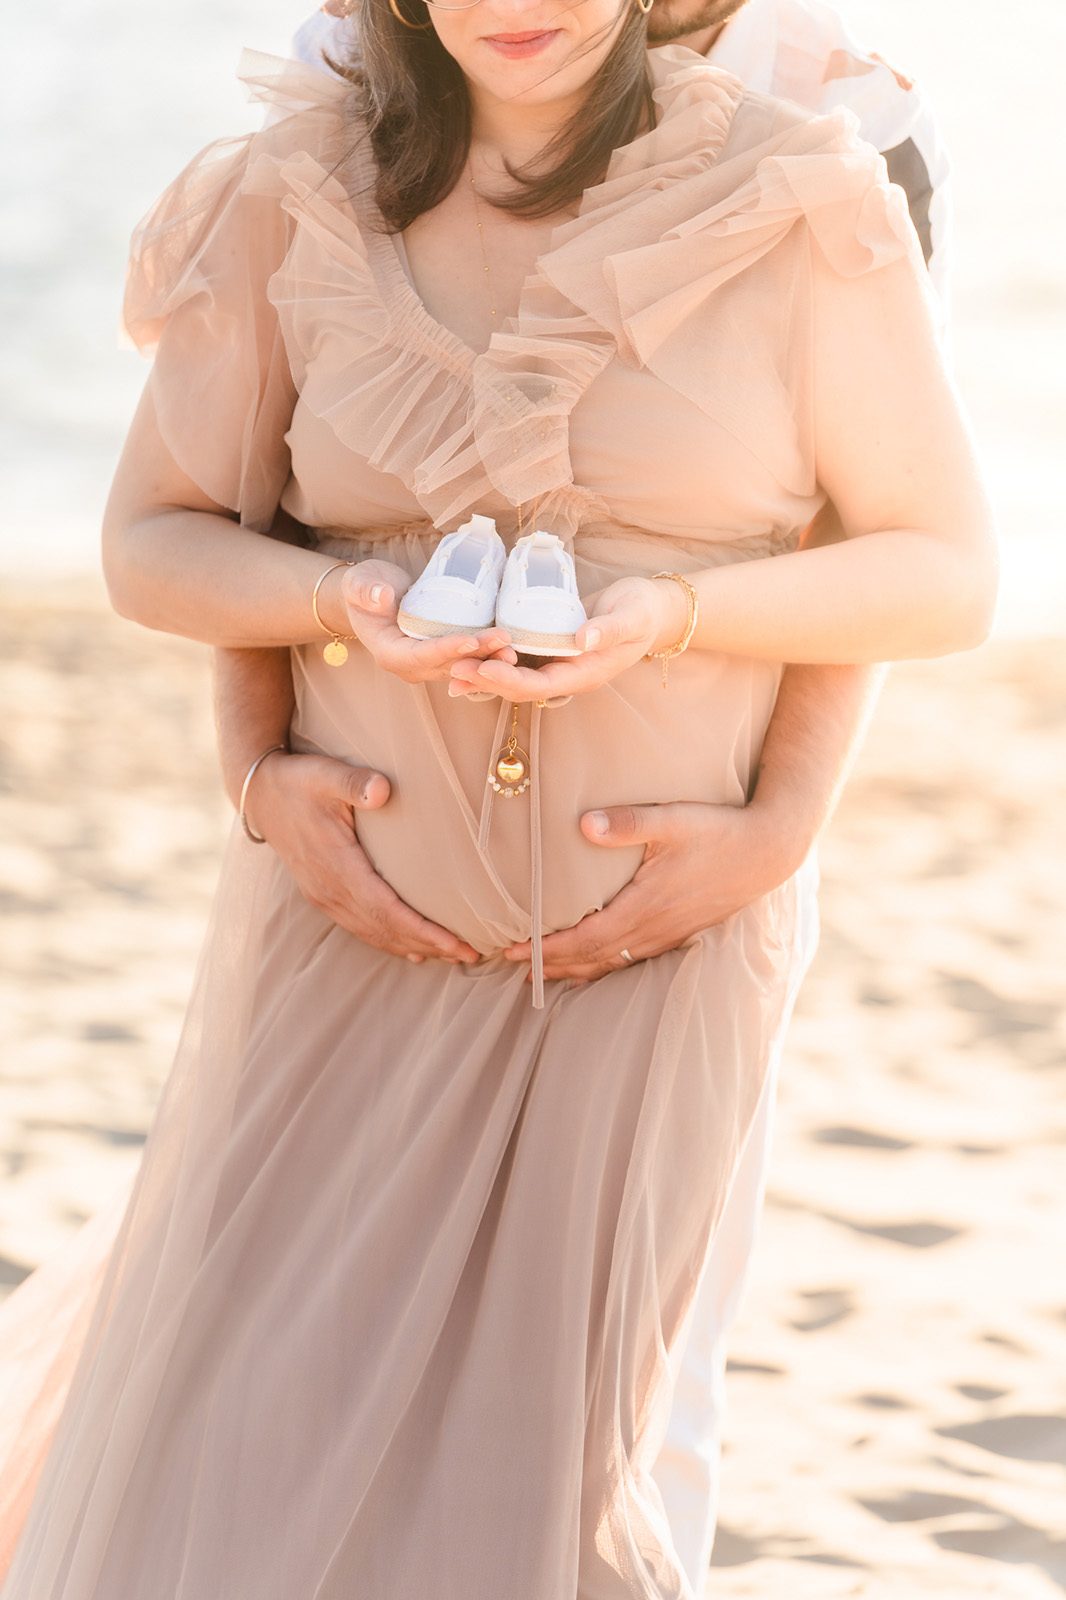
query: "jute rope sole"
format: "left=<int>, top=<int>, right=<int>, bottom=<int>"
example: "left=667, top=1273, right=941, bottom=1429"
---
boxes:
left=397, top=610, right=491, bottom=640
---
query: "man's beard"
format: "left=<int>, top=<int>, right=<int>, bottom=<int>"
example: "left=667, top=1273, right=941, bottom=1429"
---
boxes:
left=646, top=0, right=750, bottom=46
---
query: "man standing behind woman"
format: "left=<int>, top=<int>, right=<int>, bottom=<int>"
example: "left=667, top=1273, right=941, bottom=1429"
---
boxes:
left=208, top=0, right=953, bottom=1589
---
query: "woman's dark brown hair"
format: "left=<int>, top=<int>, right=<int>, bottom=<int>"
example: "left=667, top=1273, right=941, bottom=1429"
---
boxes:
left=325, top=0, right=657, bottom=229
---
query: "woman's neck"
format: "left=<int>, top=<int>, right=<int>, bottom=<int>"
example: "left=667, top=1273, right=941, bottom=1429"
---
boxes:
left=468, top=86, right=588, bottom=177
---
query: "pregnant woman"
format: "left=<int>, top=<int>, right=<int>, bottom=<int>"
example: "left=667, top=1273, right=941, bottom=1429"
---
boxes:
left=0, top=0, right=996, bottom=1590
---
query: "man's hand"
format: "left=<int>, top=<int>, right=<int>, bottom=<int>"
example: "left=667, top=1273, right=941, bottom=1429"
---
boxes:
left=248, top=750, right=483, bottom=965
left=502, top=798, right=806, bottom=984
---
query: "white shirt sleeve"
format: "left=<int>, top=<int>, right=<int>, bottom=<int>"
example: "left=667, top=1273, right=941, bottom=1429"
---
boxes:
left=291, top=10, right=355, bottom=73
left=712, top=0, right=954, bottom=344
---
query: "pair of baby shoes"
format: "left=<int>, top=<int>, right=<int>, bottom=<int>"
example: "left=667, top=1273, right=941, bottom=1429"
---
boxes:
left=397, top=514, right=588, bottom=656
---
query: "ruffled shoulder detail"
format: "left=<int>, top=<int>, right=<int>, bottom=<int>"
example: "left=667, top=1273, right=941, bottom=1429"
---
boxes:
left=528, top=48, right=926, bottom=494
left=260, top=45, right=754, bottom=535
left=121, top=44, right=928, bottom=533
left=120, top=53, right=355, bottom=529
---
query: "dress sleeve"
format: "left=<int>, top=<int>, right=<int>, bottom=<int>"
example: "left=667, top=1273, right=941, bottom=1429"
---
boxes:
left=534, top=87, right=941, bottom=501
left=121, top=131, right=298, bottom=533
left=776, top=104, right=949, bottom=509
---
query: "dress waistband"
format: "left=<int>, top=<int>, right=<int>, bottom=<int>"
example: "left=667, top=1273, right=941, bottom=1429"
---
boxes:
left=310, top=520, right=796, bottom=564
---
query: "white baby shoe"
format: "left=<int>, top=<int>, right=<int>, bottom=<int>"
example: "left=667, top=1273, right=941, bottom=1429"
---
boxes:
left=494, top=531, right=588, bottom=657
left=397, top=513, right=507, bottom=640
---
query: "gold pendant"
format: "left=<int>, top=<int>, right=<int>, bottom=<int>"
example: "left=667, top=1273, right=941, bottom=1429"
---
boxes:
left=323, top=639, right=349, bottom=667
left=488, top=702, right=531, bottom=797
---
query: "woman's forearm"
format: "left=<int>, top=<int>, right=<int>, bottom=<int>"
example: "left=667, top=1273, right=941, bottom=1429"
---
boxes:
left=103, top=507, right=353, bottom=648
left=672, top=526, right=998, bottom=665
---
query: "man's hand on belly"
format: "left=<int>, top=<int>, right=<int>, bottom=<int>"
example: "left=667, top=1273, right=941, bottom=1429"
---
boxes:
left=252, top=752, right=483, bottom=965
left=501, top=657, right=887, bottom=983
left=501, top=798, right=807, bottom=983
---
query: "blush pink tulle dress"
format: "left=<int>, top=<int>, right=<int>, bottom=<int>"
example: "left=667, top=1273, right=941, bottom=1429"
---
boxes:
left=0, top=42, right=932, bottom=1600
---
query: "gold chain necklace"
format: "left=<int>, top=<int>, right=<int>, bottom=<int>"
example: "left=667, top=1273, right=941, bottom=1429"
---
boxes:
left=468, top=154, right=545, bottom=797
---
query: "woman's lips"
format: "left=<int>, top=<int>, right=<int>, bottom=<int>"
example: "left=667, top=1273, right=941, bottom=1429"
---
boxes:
left=482, top=29, right=562, bottom=57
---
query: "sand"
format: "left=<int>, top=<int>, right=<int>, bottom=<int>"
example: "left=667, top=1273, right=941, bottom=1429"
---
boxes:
left=1, top=576, right=1063, bottom=1595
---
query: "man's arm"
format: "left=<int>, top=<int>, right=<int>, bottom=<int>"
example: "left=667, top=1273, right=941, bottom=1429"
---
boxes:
left=749, top=662, right=885, bottom=845
left=213, top=646, right=294, bottom=816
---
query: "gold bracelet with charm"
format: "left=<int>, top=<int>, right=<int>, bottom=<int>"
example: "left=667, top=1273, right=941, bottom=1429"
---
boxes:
left=313, top=560, right=359, bottom=666
left=644, top=571, right=699, bottom=688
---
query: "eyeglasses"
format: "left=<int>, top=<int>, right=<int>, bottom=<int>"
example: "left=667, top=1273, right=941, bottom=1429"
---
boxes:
left=386, top=0, right=487, bottom=22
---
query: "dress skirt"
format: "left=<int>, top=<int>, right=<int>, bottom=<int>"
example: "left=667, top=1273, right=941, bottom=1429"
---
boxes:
left=0, top=523, right=817, bottom=1599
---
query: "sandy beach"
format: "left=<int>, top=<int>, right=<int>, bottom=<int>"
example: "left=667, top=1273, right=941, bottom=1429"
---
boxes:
left=1, top=577, right=1062, bottom=1595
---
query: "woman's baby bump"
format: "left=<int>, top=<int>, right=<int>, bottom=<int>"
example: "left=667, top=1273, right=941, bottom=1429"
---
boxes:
left=290, top=645, right=781, bottom=951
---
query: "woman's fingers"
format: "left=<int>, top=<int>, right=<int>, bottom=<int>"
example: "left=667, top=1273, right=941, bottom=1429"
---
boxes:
left=341, top=559, right=412, bottom=617
left=354, top=621, right=516, bottom=684
left=449, top=647, right=635, bottom=702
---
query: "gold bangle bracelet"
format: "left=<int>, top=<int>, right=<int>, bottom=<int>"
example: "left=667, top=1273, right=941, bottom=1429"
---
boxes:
left=239, top=743, right=288, bottom=844
left=644, top=571, right=699, bottom=688
left=313, top=560, right=359, bottom=667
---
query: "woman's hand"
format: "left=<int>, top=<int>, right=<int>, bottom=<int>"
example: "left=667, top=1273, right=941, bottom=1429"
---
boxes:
left=340, top=559, right=518, bottom=682
left=446, top=575, right=689, bottom=703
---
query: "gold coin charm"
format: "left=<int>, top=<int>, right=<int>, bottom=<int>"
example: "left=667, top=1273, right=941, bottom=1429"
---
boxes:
left=323, top=639, right=349, bottom=667
left=488, top=702, right=531, bottom=797
left=496, top=753, right=526, bottom=785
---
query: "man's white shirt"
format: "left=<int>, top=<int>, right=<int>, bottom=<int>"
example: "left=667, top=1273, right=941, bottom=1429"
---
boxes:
left=291, top=0, right=953, bottom=331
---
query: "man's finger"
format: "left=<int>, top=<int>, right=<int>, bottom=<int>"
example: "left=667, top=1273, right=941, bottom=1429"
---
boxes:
left=505, top=880, right=654, bottom=969
left=580, top=803, right=672, bottom=847
left=353, top=876, right=482, bottom=964
left=324, top=760, right=392, bottom=810
left=522, top=950, right=647, bottom=983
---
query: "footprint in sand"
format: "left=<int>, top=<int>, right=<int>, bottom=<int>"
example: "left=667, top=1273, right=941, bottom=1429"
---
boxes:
left=708, top=1524, right=764, bottom=1567
left=858, top=1489, right=992, bottom=1522
left=936, top=972, right=1060, bottom=1039
left=934, top=1512, right=1065, bottom=1581
left=851, top=1391, right=912, bottom=1410
left=787, top=1286, right=856, bottom=1332
left=937, top=1413, right=1066, bottom=1466
left=979, top=1331, right=1030, bottom=1355
left=810, top=1124, right=913, bottom=1151
left=0, top=1255, right=32, bottom=1291
left=821, top=1214, right=966, bottom=1248
left=857, top=1487, right=1066, bottom=1578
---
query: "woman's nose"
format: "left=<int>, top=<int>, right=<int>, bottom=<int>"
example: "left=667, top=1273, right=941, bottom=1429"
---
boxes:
left=478, top=0, right=567, bottom=20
